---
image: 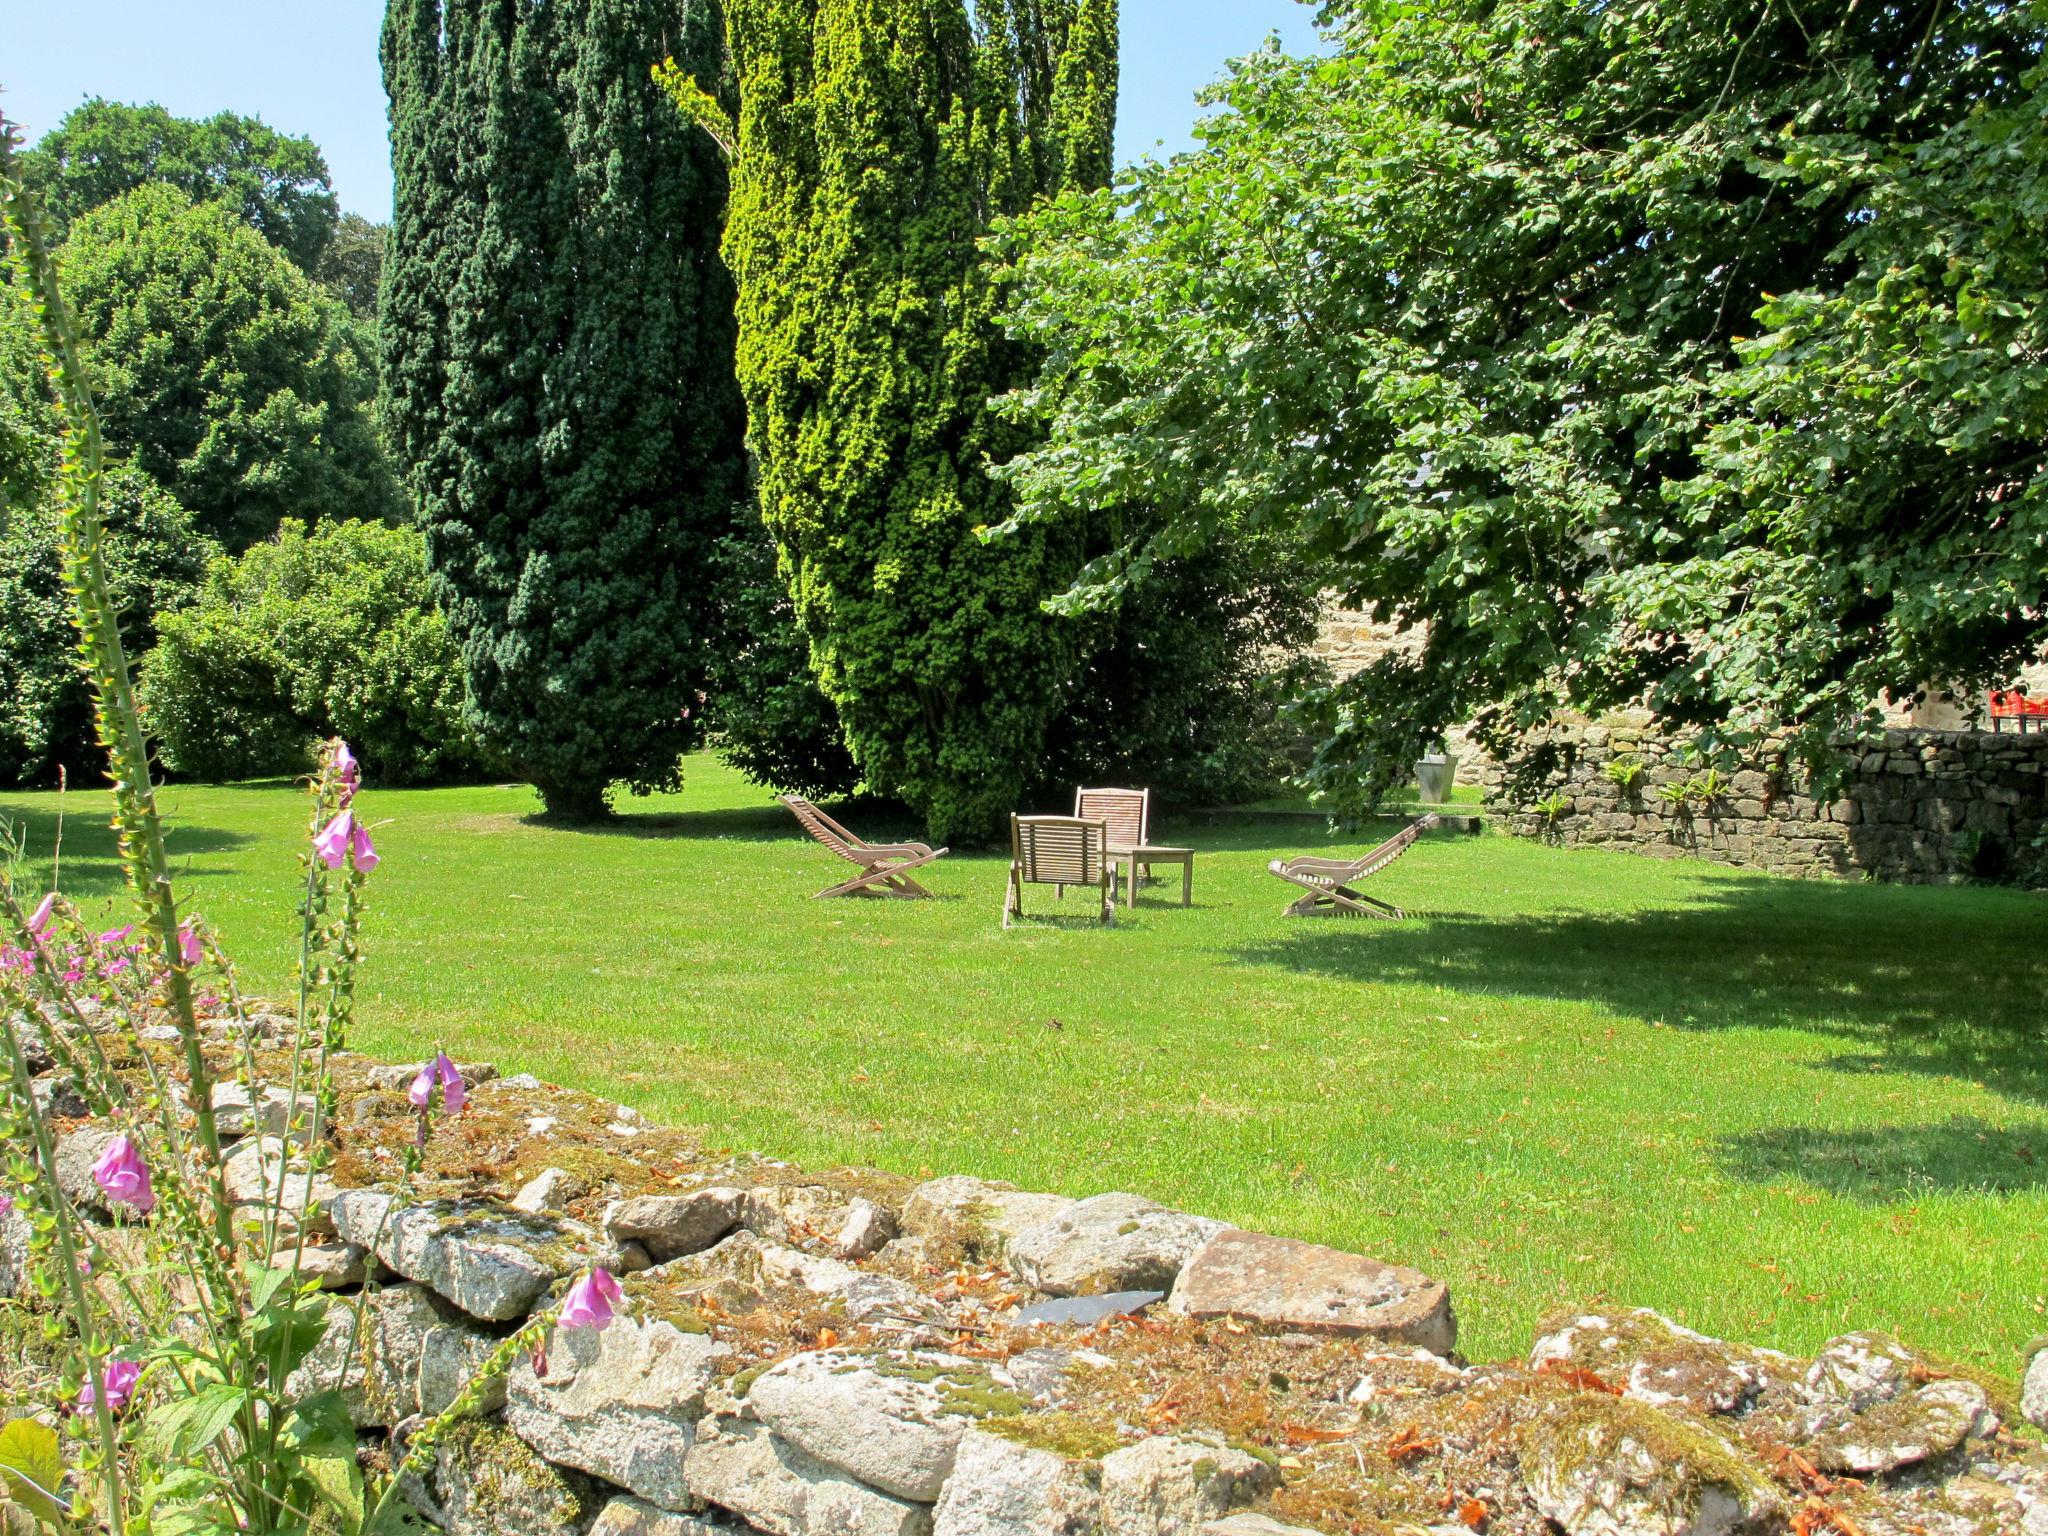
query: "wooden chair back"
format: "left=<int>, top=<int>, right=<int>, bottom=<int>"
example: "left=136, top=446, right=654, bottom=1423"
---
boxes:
left=1073, top=787, right=1149, bottom=853
left=1012, top=815, right=1109, bottom=887
left=779, top=795, right=862, bottom=862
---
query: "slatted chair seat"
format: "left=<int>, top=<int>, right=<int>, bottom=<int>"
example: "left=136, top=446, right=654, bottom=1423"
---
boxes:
left=1004, top=814, right=1116, bottom=928
left=779, top=795, right=948, bottom=899
left=1268, top=814, right=1440, bottom=918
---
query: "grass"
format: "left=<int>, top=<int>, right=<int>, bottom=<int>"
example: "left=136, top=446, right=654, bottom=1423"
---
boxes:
left=4, top=755, right=2046, bottom=1370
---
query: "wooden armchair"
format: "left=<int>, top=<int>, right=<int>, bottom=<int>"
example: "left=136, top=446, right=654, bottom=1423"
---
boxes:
left=1004, top=815, right=1116, bottom=928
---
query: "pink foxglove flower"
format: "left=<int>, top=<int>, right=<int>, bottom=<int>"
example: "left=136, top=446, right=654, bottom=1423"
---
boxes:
left=330, top=740, right=361, bottom=805
left=78, top=1357, right=141, bottom=1414
left=96, top=925, right=134, bottom=947
left=314, top=810, right=379, bottom=873
left=408, top=1052, right=466, bottom=1114
left=177, top=920, right=203, bottom=966
left=0, top=1193, right=13, bottom=1218
left=26, top=894, right=56, bottom=942
left=92, top=1135, right=155, bottom=1217
left=558, top=1268, right=621, bottom=1331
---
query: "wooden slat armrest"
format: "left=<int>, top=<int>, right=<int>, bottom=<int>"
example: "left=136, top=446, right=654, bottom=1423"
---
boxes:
left=863, top=842, right=940, bottom=861
left=1274, top=856, right=1368, bottom=876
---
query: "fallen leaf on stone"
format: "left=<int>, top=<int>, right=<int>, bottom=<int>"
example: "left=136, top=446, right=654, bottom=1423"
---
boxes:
left=1282, top=1424, right=1352, bottom=1444
left=1456, top=1498, right=1489, bottom=1530
left=1386, top=1427, right=1441, bottom=1462
left=1534, top=1360, right=1621, bottom=1396
left=816, top=1327, right=839, bottom=1348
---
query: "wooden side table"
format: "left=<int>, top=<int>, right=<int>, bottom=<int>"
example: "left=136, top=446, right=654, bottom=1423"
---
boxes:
left=1120, top=844, right=1194, bottom=910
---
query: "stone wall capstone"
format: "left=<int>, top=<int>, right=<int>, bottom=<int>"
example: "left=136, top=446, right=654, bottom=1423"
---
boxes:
left=1471, top=723, right=2048, bottom=885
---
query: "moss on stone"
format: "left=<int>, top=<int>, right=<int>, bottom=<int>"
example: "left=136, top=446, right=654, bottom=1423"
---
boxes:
left=1520, top=1396, right=1775, bottom=1516
left=980, top=1411, right=1125, bottom=1461
left=731, top=1364, right=768, bottom=1399
left=442, top=1419, right=588, bottom=1532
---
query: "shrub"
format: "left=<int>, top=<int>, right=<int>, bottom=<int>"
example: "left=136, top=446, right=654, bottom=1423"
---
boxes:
left=0, top=463, right=218, bottom=788
left=141, top=519, right=486, bottom=785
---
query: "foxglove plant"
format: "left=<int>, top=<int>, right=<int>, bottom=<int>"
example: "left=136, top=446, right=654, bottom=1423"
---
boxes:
left=0, top=119, right=620, bottom=1535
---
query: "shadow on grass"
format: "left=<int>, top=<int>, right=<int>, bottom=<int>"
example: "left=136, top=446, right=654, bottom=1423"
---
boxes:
left=1231, top=875, right=2048, bottom=1105
left=0, top=802, right=256, bottom=901
left=1715, top=1116, right=2046, bottom=1201
left=531, top=792, right=934, bottom=846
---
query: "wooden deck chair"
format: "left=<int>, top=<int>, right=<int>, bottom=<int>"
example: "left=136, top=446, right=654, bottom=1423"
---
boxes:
left=1269, top=814, right=1441, bottom=918
left=779, top=795, right=948, bottom=899
left=1075, top=786, right=1148, bottom=888
left=1005, top=815, right=1116, bottom=928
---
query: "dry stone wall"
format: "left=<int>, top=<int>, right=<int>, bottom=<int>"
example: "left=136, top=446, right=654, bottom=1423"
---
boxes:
left=1471, top=724, right=2048, bottom=885
left=10, top=1025, right=2048, bottom=1536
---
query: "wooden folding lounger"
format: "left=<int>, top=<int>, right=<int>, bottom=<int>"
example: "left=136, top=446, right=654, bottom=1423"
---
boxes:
left=1268, top=813, right=1440, bottom=918
left=779, top=795, right=948, bottom=899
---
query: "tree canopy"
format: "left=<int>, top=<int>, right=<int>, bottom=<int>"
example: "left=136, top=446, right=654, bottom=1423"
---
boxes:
left=381, top=0, right=747, bottom=818
left=21, top=98, right=340, bottom=272
left=56, top=184, right=397, bottom=552
left=995, top=0, right=2048, bottom=809
left=719, top=0, right=1119, bottom=842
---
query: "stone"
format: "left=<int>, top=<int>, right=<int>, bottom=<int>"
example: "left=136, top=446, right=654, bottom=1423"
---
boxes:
left=1202, top=1518, right=1327, bottom=1536
left=2025, top=1342, right=2048, bottom=1431
left=591, top=1495, right=741, bottom=1536
left=1096, top=1436, right=1275, bottom=1536
left=513, top=1167, right=588, bottom=1215
left=366, top=1059, right=498, bottom=1093
left=332, top=1190, right=594, bottom=1321
left=1006, top=1347, right=1113, bottom=1408
left=1007, top=1195, right=1228, bottom=1298
left=683, top=1414, right=932, bottom=1536
left=31, top=1075, right=89, bottom=1120
left=54, top=1127, right=121, bottom=1215
left=1805, top=1332, right=1921, bottom=1412
left=211, top=1081, right=310, bottom=1142
left=1346, top=1349, right=1470, bottom=1405
left=223, top=1137, right=340, bottom=1237
left=748, top=1348, right=1026, bottom=1501
left=1517, top=1397, right=1781, bottom=1536
left=1528, top=1311, right=1793, bottom=1417
left=419, top=1319, right=506, bottom=1417
left=1168, top=1230, right=1454, bottom=1355
left=606, top=1189, right=747, bottom=1263
left=743, top=1185, right=899, bottom=1261
left=931, top=1428, right=1102, bottom=1536
left=1811, top=1379, right=1995, bottom=1476
left=298, top=1242, right=369, bottom=1290
left=659, top=1231, right=943, bottom=1330
left=288, top=1282, right=448, bottom=1427
left=435, top=1418, right=596, bottom=1536
left=1013, top=1291, right=1163, bottom=1328
left=901, top=1177, right=1078, bottom=1263
left=0, top=1200, right=31, bottom=1299
left=505, top=1317, right=725, bottom=1510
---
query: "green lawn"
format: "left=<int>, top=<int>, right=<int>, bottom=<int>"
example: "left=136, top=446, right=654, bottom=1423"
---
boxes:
left=5, top=757, right=2045, bottom=1369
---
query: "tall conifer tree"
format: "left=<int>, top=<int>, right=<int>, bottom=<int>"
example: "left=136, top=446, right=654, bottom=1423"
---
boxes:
left=721, top=0, right=1117, bottom=842
left=381, top=0, right=744, bottom=817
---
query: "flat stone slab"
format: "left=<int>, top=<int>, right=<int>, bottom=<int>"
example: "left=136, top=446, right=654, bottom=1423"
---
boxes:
left=212, top=1082, right=311, bottom=1142
left=1529, top=1309, right=1797, bottom=1417
left=684, top=1414, right=931, bottom=1536
left=1169, top=1229, right=1454, bottom=1355
left=2025, top=1344, right=2048, bottom=1431
left=590, top=1496, right=743, bottom=1536
left=1805, top=1331, right=1921, bottom=1412
left=223, top=1137, right=340, bottom=1237
left=748, top=1349, right=1023, bottom=1501
left=288, top=1282, right=451, bottom=1427
left=332, top=1190, right=593, bottom=1321
left=506, top=1317, right=725, bottom=1510
left=365, top=1060, right=499, bottom=1093
left=1007, top=1194, right=1227, bottom=1297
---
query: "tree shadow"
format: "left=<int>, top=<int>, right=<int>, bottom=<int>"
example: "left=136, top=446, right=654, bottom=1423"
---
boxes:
left=0, top=801, right=256, bottom=902
left=1715, top=1116, right=2046, bottom=1201
left=1229, top=874, right=2048, bottom=1105
left=522, top=792, right=928, bottom=847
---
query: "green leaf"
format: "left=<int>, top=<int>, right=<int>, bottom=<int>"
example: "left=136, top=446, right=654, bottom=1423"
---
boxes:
left=0, top=1419, right=66, bottom=1529
left=147, top=1382, right=248, bottom=1462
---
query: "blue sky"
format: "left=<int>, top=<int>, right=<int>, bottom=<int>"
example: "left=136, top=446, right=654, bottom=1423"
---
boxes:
left=3, top=1, right=1323, bottom=221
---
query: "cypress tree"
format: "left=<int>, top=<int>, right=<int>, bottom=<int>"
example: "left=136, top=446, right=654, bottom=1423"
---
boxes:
left=381, top=0, right=745, bottom=818
left=721, top=0, right=1117, bottom=842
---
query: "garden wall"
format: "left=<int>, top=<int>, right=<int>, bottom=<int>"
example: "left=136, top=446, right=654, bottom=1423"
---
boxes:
left=1471, top=724, right=2048, bottom=885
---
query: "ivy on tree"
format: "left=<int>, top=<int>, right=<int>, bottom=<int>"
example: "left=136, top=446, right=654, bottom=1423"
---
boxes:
left=995, top=0, right=2048, bottom=811
left=381, top=0, right=746, bottom=819
left=718, top=0, right=1118, bottom=843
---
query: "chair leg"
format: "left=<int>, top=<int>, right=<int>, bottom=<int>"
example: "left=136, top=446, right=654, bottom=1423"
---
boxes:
left=1099, top=873, right=1115, bottom=926
left=1002, top=867, right=1021, bottom=929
